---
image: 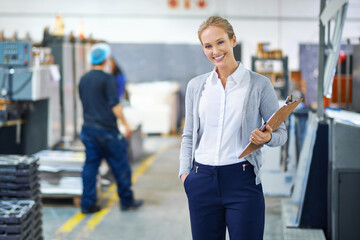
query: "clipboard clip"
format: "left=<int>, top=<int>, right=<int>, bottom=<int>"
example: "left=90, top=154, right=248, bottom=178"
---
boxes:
left=285, top=95, right=293, bottom=105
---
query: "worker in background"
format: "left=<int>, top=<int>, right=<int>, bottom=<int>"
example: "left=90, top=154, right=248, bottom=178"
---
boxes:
left=79, top=43, right=143, bottom=214
left=109, top=57, right=127, bottom=100
left=179, top=16, right=287, bottom=240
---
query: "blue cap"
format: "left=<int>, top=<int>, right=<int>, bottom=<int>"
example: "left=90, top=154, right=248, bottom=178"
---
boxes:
left=88, top=43, right=111, bottom=65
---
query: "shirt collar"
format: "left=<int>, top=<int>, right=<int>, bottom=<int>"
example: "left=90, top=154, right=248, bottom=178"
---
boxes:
left=229, top=62, right=246, bottom=85
left=208, top=70, right=218, bottom=85
left=208, top=61, right=246, bottom=86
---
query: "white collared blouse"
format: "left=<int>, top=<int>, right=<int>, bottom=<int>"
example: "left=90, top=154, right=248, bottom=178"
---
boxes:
left=195, top=63, right=250, bottom=166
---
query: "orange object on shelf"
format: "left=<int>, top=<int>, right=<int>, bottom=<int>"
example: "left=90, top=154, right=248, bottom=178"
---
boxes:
left=256, top=43, right=283, bottom=59
left=323, top=96, right=330, bottom=108
left=0, top=99, right=10, bottom=111
left=331, top=75, right=352, bottom=105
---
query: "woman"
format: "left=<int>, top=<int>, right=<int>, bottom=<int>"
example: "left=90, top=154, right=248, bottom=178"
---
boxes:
left=109, top=57, right=127, bottom=100
left=179, top=16, right=287, bottom=240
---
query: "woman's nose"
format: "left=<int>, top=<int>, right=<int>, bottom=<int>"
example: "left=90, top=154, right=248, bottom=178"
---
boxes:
left=212, top=46, right=219, bottom=55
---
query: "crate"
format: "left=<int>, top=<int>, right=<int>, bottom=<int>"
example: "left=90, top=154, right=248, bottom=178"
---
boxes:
left=0, top=155, right=43, bottom=240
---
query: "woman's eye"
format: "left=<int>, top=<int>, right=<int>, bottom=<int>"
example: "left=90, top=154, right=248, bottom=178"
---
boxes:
left=218, top=41, right=224, bottom=45
left=204, top=45, right=212, bottom=49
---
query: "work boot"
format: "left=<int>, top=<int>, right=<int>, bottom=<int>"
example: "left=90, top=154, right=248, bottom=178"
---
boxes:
left=121, top=199, right=144, bottom=211
left=81, top=204, right=101, bottom=214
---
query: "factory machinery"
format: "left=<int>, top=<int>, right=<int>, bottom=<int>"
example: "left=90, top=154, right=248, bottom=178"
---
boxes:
left=0, top=35, right=92, bottom=155
left=0, top=40, right=58, bottom=155
left=282, top=40, right=360, bottom=240
left=0, top=38, right=95, bottom=205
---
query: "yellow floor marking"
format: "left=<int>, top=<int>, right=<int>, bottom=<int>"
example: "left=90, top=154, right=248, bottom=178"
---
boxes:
left=84, top=208, right=110, bottom=231
left=131, top=146, right=167, bottom=183
left=99, top=183, right=116, bottom=198
left=74, top=147, right=168, bottom=239
left=56, top=212, right=86, bottom=234
left=131, top=154, right=156, bottom=183
left=84, top=194, right=119, bottom=231
left=56, top=146, right=167, bottom=239
left=55, top=183, right=116, bottom=236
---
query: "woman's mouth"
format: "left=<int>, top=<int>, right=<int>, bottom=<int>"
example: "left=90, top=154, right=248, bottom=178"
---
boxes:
left=213, top=54, right=225, bottom=61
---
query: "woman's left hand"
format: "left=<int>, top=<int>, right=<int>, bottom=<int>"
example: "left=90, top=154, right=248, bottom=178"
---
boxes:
left=250, top=125, right=272, bottom=145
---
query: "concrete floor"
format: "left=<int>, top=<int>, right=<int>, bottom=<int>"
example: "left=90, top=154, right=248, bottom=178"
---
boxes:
left=42, top=136, right=285, bottom=240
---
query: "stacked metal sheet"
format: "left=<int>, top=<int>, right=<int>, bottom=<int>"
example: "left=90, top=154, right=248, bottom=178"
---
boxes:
left=0, top=156, right=42, bottom=240
left=34, top=150, right=85, bottom=197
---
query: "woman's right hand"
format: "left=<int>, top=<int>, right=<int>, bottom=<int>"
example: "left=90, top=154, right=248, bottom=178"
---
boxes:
left=181, top=173, right=189, bottom=184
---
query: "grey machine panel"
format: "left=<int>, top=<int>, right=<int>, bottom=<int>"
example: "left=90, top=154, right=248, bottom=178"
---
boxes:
left=49, top=42, right=74, bottom=140
left=353, top=44, right=360, bottom=112
left=330, top=119, right=360, bottom=240
left=49, top=42, right=90, bottom=139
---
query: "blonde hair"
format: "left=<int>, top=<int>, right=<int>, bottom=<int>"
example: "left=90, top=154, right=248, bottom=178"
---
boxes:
left=198, top=16, right=235, bottom=43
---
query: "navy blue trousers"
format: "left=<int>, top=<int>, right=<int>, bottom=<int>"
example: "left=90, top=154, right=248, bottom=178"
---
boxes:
left=184, top=161, right=265, bottom=240
left=80, top=126, right=133, bottom=211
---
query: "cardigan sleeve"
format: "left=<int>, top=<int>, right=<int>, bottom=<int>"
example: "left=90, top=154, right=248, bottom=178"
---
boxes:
left=260, top=78, right=288, bottom=147
left=179, top=80, right=195, bottom=178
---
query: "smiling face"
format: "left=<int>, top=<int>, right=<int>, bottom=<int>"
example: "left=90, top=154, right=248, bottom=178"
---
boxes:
left=200, top=26, right=237, bottom=69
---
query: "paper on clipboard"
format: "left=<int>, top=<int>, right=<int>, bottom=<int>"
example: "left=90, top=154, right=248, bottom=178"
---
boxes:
left=238, top=96, right=303, bottom=159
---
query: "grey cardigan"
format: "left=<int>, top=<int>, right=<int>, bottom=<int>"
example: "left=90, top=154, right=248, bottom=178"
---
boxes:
left=179, top=69, right=288, bottom=184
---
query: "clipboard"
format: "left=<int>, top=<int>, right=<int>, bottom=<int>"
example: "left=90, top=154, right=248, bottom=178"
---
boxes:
left=238, top=96, right=303, bottom=159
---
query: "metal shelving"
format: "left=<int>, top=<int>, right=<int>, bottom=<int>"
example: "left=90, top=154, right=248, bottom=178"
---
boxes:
left=251, top=56, right=289, bottom=99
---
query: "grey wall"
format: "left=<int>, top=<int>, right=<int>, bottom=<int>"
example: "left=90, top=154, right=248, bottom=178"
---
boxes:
left=110, top=43, right=212, bottom=85
left=110, top=43, right=214, bottom=122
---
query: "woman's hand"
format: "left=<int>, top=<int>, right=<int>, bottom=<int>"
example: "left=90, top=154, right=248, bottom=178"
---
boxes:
left=250, top=125, right=272, bottom=145
left=181, top=173, right=189, bottom=184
